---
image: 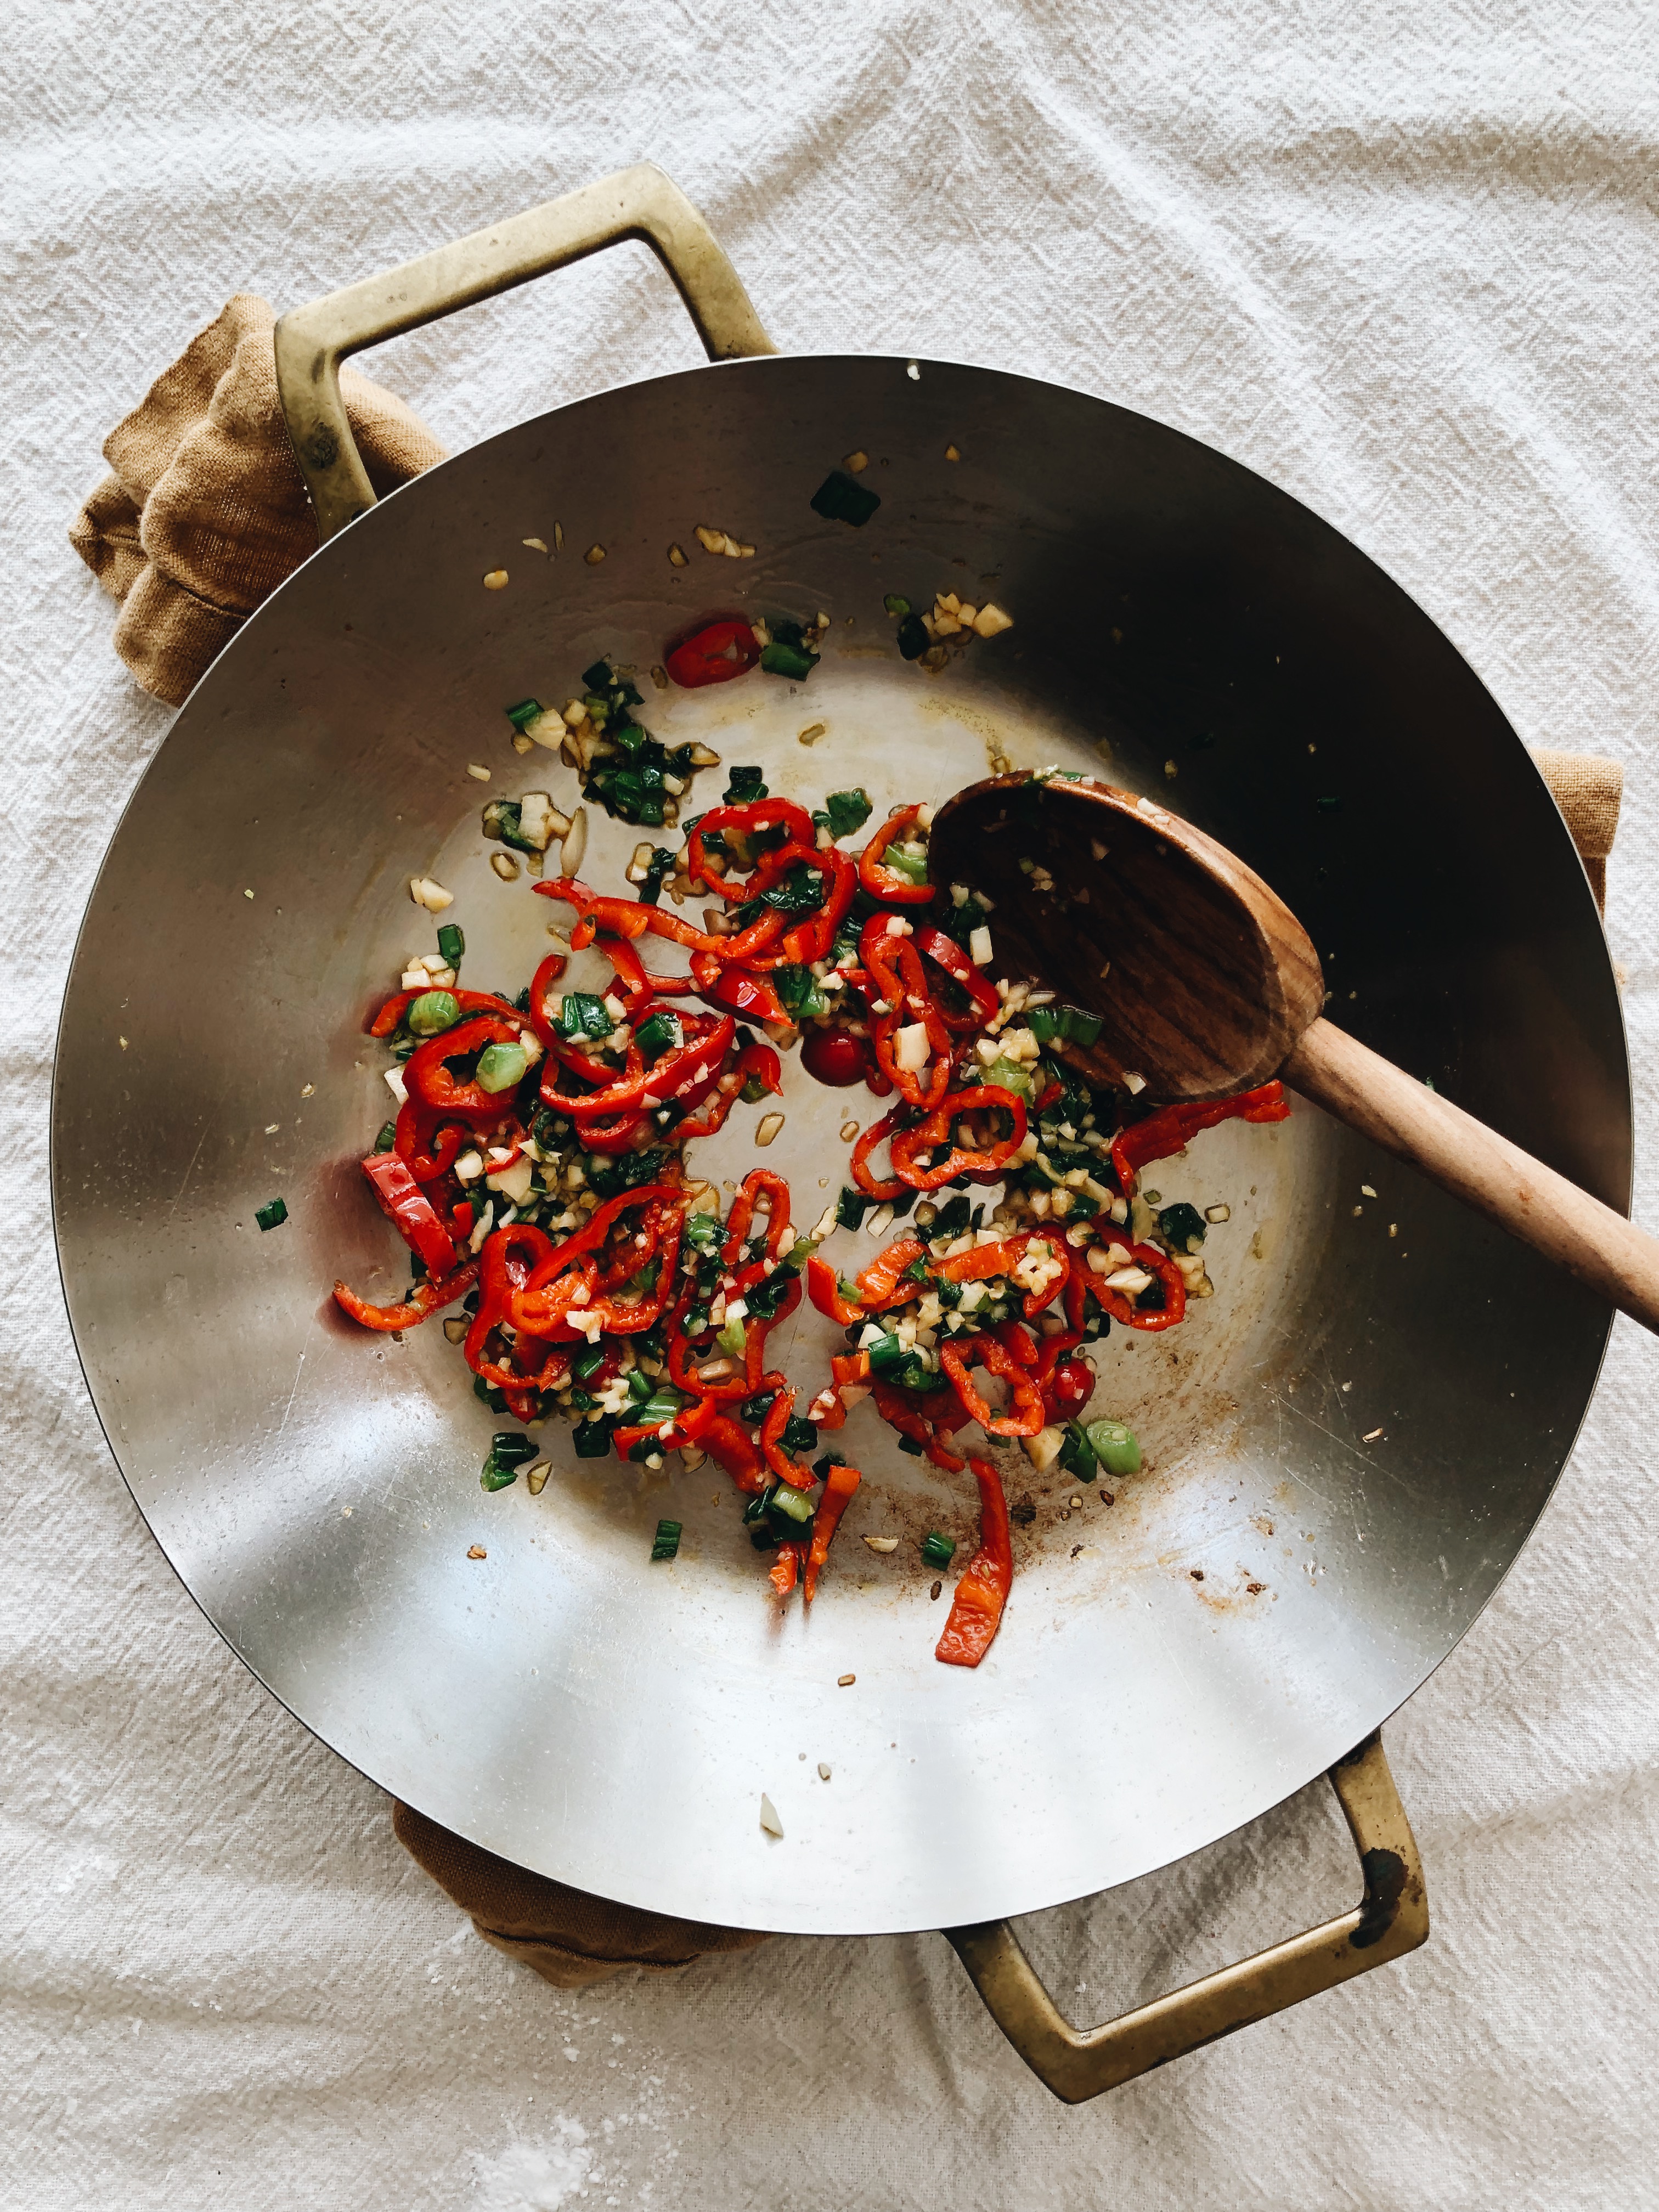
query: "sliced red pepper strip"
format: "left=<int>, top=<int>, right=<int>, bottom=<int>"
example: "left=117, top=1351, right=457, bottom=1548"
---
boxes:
left=758, top=1374, right=813, bottom=1489
left=699, top=1411, right=768, bottom=1491
left=938, top=1334, right=1046, bottom=1438
left=687, top=799, right=819, bottom=900
left=770, top=1542, right=802, bottom=1598
left=403, top=1014, right=526, bottom=1124
left=465, top=1224, right=565, bottom=1390
left=781, top=845, right=857, bottom=963
left=933, top=1228, right=1070, bottom=1319
left=935, top=1458, right=1013, bottom=1669
left=533, top=877, right=652, bottom=952
left=854, top=1235, right=926, bottom=1310
left=1110, top=1081, right=1291, bottom=1194
left=807, top=1255, right=865, bottom=1325
left=858, top=804, right=935, bottom=905
left=369, top=988, right=525, bottom=1039
left=637, top=900, right=788, bottom=963
left=526, top=952, right=570, bottom=1053
left=665, top=618, right=760, bottom=690
left=803, top=1460, right=861, bottom=1601
left=543, top=1014, right=735, bottom=1130
left=831, top=1350, right=871, bottom=1387
left=850, top=1107, right=908, bottom=1200
left=912, top=925, right=1000, bottom=1026
left=722, top=1169, right=793, bottom=1271
left=698, top=964, right=792, bottom=1026
left=735, top=1041, right=783, bottom=1097
left=860, top=918, right=952, bottom=1108
left=1090, top=1238, right=1189, bottom=1334
left=332, top=1257, right=479, bottom=1333
left=360, top=1152, right=460, bottom=1276
left=887, top=1085, right=1028, bottom=1189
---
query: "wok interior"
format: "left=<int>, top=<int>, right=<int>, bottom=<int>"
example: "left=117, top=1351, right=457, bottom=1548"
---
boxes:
left=52, top=354, right=1625, bottom=1933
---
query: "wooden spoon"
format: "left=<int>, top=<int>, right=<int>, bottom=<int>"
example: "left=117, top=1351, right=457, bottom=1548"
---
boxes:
left=928, top=770, right=1659, bottom=1334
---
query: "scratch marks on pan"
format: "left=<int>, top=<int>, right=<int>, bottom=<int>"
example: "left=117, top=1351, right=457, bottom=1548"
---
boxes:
left=276, top=1315, right=317, bottom=1439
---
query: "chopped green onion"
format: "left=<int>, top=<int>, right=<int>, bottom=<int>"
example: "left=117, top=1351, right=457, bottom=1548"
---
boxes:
left=835, top=1188, right=870, bottom=1230
left=635, top=1009, right=683, bottom=1062
left=633, top=1390, right=688, bottom=1428
left=407, top=989, right=461, bottom=1037
left=588, top=1148, right=672, bottom=1200
left=437, top=922, right=465, bottom=968
left=650, top=1519, right=682, bottom=1562
left=475, top=1041, right=528, bottom=1093
left=836, top=1278, right=864, bottom=1305
left=373, top=1120, right=398, bottom=1155
left=760, top=640, right=819, bottom=681
left=781, top=1416, right=819, bottom=1452
left=1057, top=1424, right=1097, bottom=1482
left=883, top=594, right=911, bottom=617
left=724, top=765, right=767, bottom=803
left=921, top=1531, right=957, bottom=1570
left=717, top=1316, right=747, bottom=1355
left=810, top=787, right=873, bottom=842
left=505, top=698, right=545, bottom=732
left=1157, top=1201, right=1206, bottom=1254
left=1085, top=1419, right=1141, bottom=1476
left=983, top=1057, right=1031, bottom=1096
left=480, top=1457, right=519, bottom=1491
left=683, top=1210, right=722, bottom=1250
left=491, top=1432, right=538, bottom=1464
left=812, top=1451, right=847, bottom=1481
left=582, top=658, right=616, bottom=692
left=810, top=470, right=881, bottom=527
left=556, top=992, right=613, bottom=1041
left=635, top=847, right=677, bottom=905
left=254, top=1198, right=287, bottom=1232
left=881, top=845, right=929, bottom=885
left=767, top=1483, right=815, bottom=1527
left=932, top=1194, right=972, bottom=1237
left=573, top=1414, right=616, bottom=1457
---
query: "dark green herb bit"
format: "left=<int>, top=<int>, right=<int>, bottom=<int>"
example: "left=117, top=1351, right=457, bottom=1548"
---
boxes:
left=812, top=1451, right=847, bottom=1481
left=482, top=798, right=541, bottom=853
left=650, top=1519, right=682, bottom=1562
left=505, top=698, right=545, bottom=732
left=781, top=1416, right=819, bottom=1452
left=866, top=1331, right=932, bottom=1391
left=1157, top=1201, right=1206, bottom=1254
left=1057, top=1424, right=1098, bottom=1482
left=573, top=1414, right=617, bottom=1458
left=883, top=594, right=911, bottom=617
left=556, top=991, right=613, bottom=1041
left=724, top=764, right=768, bottom=803
left=921, top=1531, right=957, bottom=1570
left=481, top=1435, right=536, bottom=1491
left=932, top=1194, right=972, bottom=1238
left=760, top=641, right=818, bottom=681
left=634, top=847, right=677, bottom=905
left=1316, top=795, right=1342, bottom=812
left=255, top=1197, right=287, bottom=1232
left=437, top=922, right=465, bottom=968
left=572, top=1342, right=608, bottom=1381
left=810, top=470, right=881, bottom=527
left=835, top=1187, right=870, bottom=1230
left=372, top=1120, right=398, bottom=1155
left=761, top=863, right=826, bottom=916
left=635, top=1009, right=683, bottom=1062
left=1027, top=1003, right=1104, bottom=1049
left=896, top=613, right=930, bottom=660
left=772, top=963, right=831, bottom=1021
left=811, top=788, right=873, bottom=842
left=682, top=1209, right=723, bottom=1250
left=588, top=1147, right=673, bottom=1200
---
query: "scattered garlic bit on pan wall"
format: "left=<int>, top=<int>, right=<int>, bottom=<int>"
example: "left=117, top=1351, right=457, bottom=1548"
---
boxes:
left=466, top=763, right=490, bottom=782
left=490, top=853, right=520, bottom=882
left=759, top=1793, right=783, bottom=1838
left=945, top=443, right=961, bottom=461
left=584, top=544, right=605, bottom=565
left=483, top=569, right=508, bottom=589
left=522, top=536, right=548, bottom=553
left=668, top=542, right=688, bottom=566
left=409, top=877, right=454, bottom=912
left=754, top=1113, right=786, bottom=1147
left=553, top=522, right=563, bottom=550
left=693, top=524, right=755, bottom=558
left=843, top=450, right=868, bottom=472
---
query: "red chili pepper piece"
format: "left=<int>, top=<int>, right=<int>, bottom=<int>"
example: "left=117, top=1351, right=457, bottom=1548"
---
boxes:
left=360, top=1152, right=460, bottom=1276
left=770, top=1542, right=802, bottom=1599
left=543, top=1012, right=735, bottom=1131
left=664, top=618, right=761, bottom=690
left=1110, top=1081, right=1291, bottom=1194
left=1046, top=1353, right=1094, bottom=1420
left=368, top=988, right=526, bottom=1039
left=859, top=918, right=952, bottom=1108
left=807, top=1256, right=865, bottom=1325
left=803, top=1461, right=861, bottom=1601
left=935, top=1458, right=1013, bottom=1669
left=938, top=1334, right=1046, bottom=1437
left=466, top=1224, right=570, bottom=1391
left=932, top=1228, right=1070, bottom=1320
left=912, top=924, right=1000, bottom=1026
left=758, top=1374, right=813, bottom=1489
left=849, top=1105, right=909, bottom=1200
left=1090, top=1237, right=1189, bottom=1334
left=687, top=799, right=819, bottom=901
left=532, top=877, right=652, bottom=952
left=332, top=1257, right=479, bottom=1333
left=858, top=804, right=935, bottom=905
left=853, top=1235, right=926, bottom=1310
left=887, top=1084, right=1028, bottom=1189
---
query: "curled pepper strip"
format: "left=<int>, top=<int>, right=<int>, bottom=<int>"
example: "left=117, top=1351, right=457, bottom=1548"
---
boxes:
left=526, top=952, right=570, bottom=1053
left=870, top=1381, right=967, bottom=1475
left=543, top=1012, right=735, bottom=1132
left=665, top=617, right=761, bottom=690
left=807, top=1255, right=865, bottom=1326
left=757, top=1373, right=813, bottom=1490
left=636, top=900, right=788, bottom=964
left=853, top=1236, right=926, bottom=1310
left=933, top=1229, right=1070, bottom=1319
left=1110, top=1080, right=1291, bottom=1194
left=858, top=804, right=935, bottom=905
left=532, top=877, right=652, bottom=952
left=850, top=1107, right=909, bottom=1199
left=465, top=1224, right=564, bottom=1390
left=687, top=799, right=818, bottom=900
left=1090, top=1238, right=1188, bottom=1334
left=722, top=1169, right=792, bottom=1274
left=935, top=1458, right=1013, bottom=1669
left=912, top=925, right=1000, bottom=1026
left=332, top=1257, right=479, bottom=1333
left=938, top=1334, right=1046, bottom=1438
left=782, top=845, right=857, bottom=963
left=888, top=1085, right=1028, bottom=1189
left=803, top=1460, right=861, bottom=1601
left=369, top=988, right=525, bottom=1039
left=860, top=918, right=952, bottom=1108
left=508, top=1186, right=683, bottom=1333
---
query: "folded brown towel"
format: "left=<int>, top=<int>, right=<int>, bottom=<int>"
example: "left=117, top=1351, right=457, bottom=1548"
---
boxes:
left=69, top=294, right=444, bottom=707
left=72, top=297, right=1627, bottom=1988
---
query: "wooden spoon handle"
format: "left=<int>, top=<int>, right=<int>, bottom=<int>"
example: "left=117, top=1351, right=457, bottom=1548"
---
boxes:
left=1283, top=1017, right=1659, bottom=1335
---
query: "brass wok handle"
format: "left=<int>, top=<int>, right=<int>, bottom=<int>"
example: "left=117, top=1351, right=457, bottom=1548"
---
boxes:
left=945, top=1730, right=1427, bottom=2103
left=273, top=161, right=776, bottom=544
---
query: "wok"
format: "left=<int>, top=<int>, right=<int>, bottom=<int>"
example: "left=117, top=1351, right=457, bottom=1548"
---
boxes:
left=52, top=167, right=1628, bottom=2099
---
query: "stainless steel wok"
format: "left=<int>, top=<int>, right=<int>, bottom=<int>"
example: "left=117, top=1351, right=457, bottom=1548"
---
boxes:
left=52, top=167, right=1628, bottom=2100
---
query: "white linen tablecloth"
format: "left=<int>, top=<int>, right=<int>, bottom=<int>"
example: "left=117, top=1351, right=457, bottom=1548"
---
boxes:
left=5, top=2, right=1657, bottom=2203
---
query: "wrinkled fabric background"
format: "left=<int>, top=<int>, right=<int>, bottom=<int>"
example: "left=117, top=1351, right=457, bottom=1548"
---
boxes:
left=5, top=2, right=1658, bottom=2205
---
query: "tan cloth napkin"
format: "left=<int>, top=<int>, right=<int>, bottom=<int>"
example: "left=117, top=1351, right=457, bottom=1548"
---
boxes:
left=69, top=299, right=1625, bottom=1986
left=69, top=294, right=445, bottom=706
